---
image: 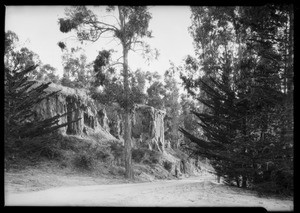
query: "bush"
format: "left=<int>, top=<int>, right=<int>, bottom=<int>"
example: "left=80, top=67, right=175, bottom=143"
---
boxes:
left=163, top=161, right=173, bottom=172
left=271, top=169, right=293, bottom=193
left=109, top=165, right=125, bottom=176
left=57, top=135, right=81, bottom=151
left=144, top=150, right=161, bottom=165
left=132, top=148, right=161, bottom=165
left=254, top=181, right=291, bottom=197
left=132, top=148, right=147, bottom=163
left=108, top=141, right=124, bottom=166
left=109, top=141, right=124, bottom=157
left=94, top=146, right=114, bottom=164
left=73, top=151, right=95, bottom=171
left=8, top=133, right=63, bottom=161
left=250, top=167, right=293, bottom=197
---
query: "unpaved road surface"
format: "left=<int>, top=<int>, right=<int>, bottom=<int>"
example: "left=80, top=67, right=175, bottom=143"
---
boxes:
left=5, top=174, right=293, bottom=211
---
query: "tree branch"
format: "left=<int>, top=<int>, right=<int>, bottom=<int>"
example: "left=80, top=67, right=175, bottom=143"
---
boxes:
left=94, top=20, right=119, bottom=31
left=109, top=62, right=124, bottom=67
left=101, top=14, right=121, bottom=26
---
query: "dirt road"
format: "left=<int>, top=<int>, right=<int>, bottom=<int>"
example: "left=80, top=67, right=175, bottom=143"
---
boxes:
left=5, top=174, right=293, bottom=211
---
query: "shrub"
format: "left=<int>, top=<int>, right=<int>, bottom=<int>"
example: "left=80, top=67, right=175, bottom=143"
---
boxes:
left=132, top=148, right=161, bottom=165
left=109, top=141, right=124, bottom=158
left=95, top=146, right=114, bottom=164
left=250, top=168, right=293, bottom=197
left=163, top=161, right=173, bottom=172
left=253, top=181, right=290, bottom=198
left=132, top=148, right=147, bottom=163
left=58, top=135, right=80, bottom=151
left=73, top=151, right=95, bottom=171
left=109, top=165, right=125, bottom=176
left=104, top=141, right=123, bottom=166
left=12, top=133, right=63, bottom=161
left=271, top=169, right=293, bottom=193
left=144, top=150, right=161, bottom=165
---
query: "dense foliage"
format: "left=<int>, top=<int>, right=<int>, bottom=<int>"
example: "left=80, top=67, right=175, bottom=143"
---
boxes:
left=4, top=31, right=79, bottom=162
left=60, top=46, right=93, bottom=88
left=180, top=5, right=293, bottom=195
left=5, top=31, right=60, bottom=83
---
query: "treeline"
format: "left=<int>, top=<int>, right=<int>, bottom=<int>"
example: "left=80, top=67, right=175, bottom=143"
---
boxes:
left=180, top=5, right=293, bottom=195
left=5, top=30, right=189, bottom=154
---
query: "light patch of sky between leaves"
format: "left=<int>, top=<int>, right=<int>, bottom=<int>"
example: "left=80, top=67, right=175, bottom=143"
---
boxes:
left=5, top=5, right=196, bottom=77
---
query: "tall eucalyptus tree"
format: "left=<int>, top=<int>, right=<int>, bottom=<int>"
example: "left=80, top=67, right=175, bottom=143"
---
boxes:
left=58, top=6, right=154, bottom=179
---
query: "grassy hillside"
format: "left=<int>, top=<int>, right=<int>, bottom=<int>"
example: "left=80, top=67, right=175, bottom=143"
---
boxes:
left=5, top=132, right=205, bottom=193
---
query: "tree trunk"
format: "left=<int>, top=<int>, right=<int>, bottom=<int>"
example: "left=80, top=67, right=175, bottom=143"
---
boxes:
left=236, top=177, right=240, bottom=188
left=281, top=6, right=294, bottom=147
left=217, top=175, right=221, bottom=183
left=123, top=46, right=134, bottom=179
left=242, top=176, right=247, bottom=188
left=117, top=6, right=134, bottom=180
left=287, top=5, right=294, bottom=94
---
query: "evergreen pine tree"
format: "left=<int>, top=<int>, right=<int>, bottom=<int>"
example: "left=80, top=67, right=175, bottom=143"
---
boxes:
left=5, top=65, right=80, bottom=155
left=180, top=5, right=293, bottom=193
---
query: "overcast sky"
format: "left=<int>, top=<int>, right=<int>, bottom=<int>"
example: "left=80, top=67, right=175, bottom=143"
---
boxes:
left=5, top=6, right=196, bottom=77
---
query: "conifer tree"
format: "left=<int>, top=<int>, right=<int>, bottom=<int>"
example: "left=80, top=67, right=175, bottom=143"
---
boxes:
left=4, top=65, right=80, bottom=150
left=180, top=5, right=293, bottom=193
left=5, top=31, right=80, bottom=157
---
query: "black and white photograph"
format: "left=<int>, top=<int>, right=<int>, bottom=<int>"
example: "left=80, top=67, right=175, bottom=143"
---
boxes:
left=4, top=5, right=294, bottom=210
